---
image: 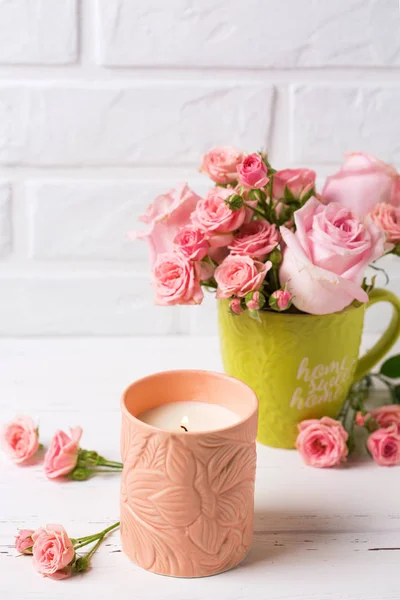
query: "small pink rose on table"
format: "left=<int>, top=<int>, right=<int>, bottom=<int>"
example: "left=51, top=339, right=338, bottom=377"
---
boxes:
left=273, top=168, right=316, bottom=200
left=369, top=203, right=400, bottom=244
left=237, top=153, right=269, bottom=190
left=322, top=152, right=400, bottom=217
left=367, top=425, right=400, bottom=467
left=200, top=146, right=243, bottom=184
left=296, top=417, right=349, bottom=468
left=357, top=405, right=400, bottom=433
left=44, top=427, right=123, bottom=481
left=153, top=252, right=204, bottom=306
left=2, top=415, right=39, bottom=464
left=192, top=187, right=246, bottom=248
left=32, top=525, right=75, bottom=580
left=133, top=184, right=201, bottom=264
left=279, top=197, right=386, bottom=314
left=229, top=220, right=280, bottom=260
left=44, top=427, right=82, bottom=479
left=23, top=522, right=119, bottom=579
left=15, top=529, right=34, bottom=555
left=215, top=255, right=271, bottom=299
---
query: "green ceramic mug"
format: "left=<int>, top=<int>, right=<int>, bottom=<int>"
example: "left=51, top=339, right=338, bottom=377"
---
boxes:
left=218, top=288, right=400, bottom=448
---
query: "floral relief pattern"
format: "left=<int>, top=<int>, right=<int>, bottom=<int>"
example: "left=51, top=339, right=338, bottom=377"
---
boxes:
left=120, top=413, right=257, bottom=577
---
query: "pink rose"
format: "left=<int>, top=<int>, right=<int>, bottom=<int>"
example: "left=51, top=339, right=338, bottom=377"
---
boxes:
left=246, top=291, right=261, bottom=310
left=273, top=168, right=316, bottom=200
left=367, top=425, right=400, bottom=467
left=322, top=152, right=400, bottom=217
left=369, top=203, right=400, bottom=244
left=2, top=415, right=39, bottom=464
left=358, top=405, right=400, bottom=433
left=229, top=298, right=244, bottom=315
left=200, top=146, right=244, bottom=184
left=134, top=184, right=201, bottom=264
left=153, top=252, right=203, bottom=306
left=44, top=427, right=82, bottom=479
left=32, top=524, right=75, bottom=579
left=279, top=197, right=385, bottom=315
left=15, top=529, right=34, bottom=555
left=237, top=154, right=269, bottom=190
left=173, top=225, right=209, bottom=260
left=296, top=417, right=348, bottom=468
left=229, top=220, right=280, bottom=260
left=269, top=288, right=292, bottom=311
left=215, top=255, right=271, bottom=299
left=191, top=188, right=246, bottom=247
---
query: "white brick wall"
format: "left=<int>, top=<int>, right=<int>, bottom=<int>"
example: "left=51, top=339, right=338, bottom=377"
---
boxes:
left=0, top=0, right=399, bottom=335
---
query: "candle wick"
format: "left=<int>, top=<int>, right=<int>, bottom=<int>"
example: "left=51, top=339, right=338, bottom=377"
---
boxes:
left=180, top=425, right=188, bottom=432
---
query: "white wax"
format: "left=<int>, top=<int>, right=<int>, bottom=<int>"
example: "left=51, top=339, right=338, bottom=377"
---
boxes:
left=137, top=401, right=240, bottom=432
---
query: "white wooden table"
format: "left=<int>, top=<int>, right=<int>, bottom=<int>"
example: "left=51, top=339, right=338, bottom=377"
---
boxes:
left=1, top=336, right=399, bottom=600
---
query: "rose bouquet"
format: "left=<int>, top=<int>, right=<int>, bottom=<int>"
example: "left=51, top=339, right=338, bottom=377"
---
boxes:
left=136, top=149, right=399, bottom=317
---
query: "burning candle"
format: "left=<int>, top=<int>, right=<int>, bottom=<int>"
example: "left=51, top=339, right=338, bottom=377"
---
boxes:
left=120, top=370, right=258, bottom=578
left=138, top=400, right=240, bottom=432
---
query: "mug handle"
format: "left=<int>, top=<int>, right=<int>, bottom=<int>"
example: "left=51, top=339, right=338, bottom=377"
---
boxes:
left=353, top=288, right=400, bottom=382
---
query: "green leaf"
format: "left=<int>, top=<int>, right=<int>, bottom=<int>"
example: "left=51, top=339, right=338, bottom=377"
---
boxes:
left=248, top=189, right=266, bottom=203
left=224, top=194, right=243, bottom=211
left=380, top=354, right=400, bottom=379
left=299, top=186, right=315, bottom=205
left=248, top=309, right=261, bottom=322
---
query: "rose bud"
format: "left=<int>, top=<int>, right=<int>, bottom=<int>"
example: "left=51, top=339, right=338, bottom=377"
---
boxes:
left=269, top=288, right=292, bottom=311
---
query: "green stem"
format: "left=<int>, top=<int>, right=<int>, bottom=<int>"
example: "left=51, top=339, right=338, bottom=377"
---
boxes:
left=74, top=522, right=120, bottom=550
left=97, top=458, right=123, bottom=469
left=91, top=469, right=122, bottom=473
left=74, top=535, right=101, bottom=550
left=84, top=535, right=105, bottom=561
left=244, top=201, right=267, bottom=219
left=271, top=265, right=280, bottom=291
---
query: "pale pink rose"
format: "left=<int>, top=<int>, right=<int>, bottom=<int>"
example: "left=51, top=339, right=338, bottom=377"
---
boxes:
left=2, top=415, right=39, bottom=464
left=229, top=220, right=280, bottom=260
left=229, top=298, right=244, bottom=315
left=369, top=203, right=400, bottom=244
left=273, top=168, right=316, bottom=200
left=133, top=184, right=201, bottom=264
left=153, top=252, right=203, bottom=306
left=279, top=197, right=385, bottom=315
left=322, top=152, right=400, bottom=217
left=215, top=255, right=271, bottom=299
left=359, top=405, right=400, bottom=433
left=191, top=188, right=246, bottom=247
left=296, top=417, right=348, bottom=468
left=200, top=146, right=244, bottom=184
left=44, top=427, right=82, bottom=479
left=173, top=225, right=209, bottom=260
left=15, top=529, right=34, bottom=555
left=367, top=425, right=400, bottom=467
left=270, top=289, right=292, bottom=311
left=32, top=524, right=75, bottom=579
left=247, top=291, right=261, bottom=310
left=237, top=154, right=269, bottom=190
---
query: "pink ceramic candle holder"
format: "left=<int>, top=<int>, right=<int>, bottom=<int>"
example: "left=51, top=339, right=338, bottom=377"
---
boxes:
left=120, top=370, right=258, bottom=578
